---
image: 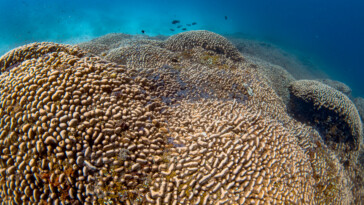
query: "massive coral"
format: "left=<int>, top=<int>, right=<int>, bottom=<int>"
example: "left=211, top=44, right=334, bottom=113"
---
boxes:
left=105, top=44, right=177, bottom=69
left=0, top=43, right=172, bottom=204
left=164, top=30, right=243, bottom=61
left=318, top=79, right=353, bottom=97
left=0, top=42, right=83, bottom=73
left=242, top=55, right=295, bottom=105
left=77, top=30, right=244, bottom=72
left=147, top=98, right=316, bottom=204
left=0, top=31, right=362, bottom=204
left=289, top=80, right=363, bottom=157
left=354, top=97, right=364, bottom=122
left=78, top=33, right=165, bottom=56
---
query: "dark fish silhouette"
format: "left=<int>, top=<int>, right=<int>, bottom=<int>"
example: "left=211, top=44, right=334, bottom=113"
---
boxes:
left=182, top=28, right=187, bottom=31
left=170, top=28, right=175, bottom=31
left=225, top=16, right=228, bottom=20
left=141, top=30, right=145, bottom=34
left=192, top=22, right=197, bottom=25
left=172, top=20, right=180, bottom=24
left=187, top=24, right=191, bottom=26
left=177, top=25, right=182, bottom=28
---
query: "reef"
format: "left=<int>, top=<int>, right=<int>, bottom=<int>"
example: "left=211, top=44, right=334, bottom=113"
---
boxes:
left=318, top=79, right=353, bottom=98
left=164, top=30, right=243, bottom=61
left=0, top=42, right=84, bottom=74
left=354, top=97, right=364, bottom=122
left=105, top=44, right=177, bottom=69
left=242, top=56, right=295, bottom=105
left=78, top=33, right=166, bottom=57
left=289, top=80, right=362, bottom=153
left=0, top=31, right=363, bottom=204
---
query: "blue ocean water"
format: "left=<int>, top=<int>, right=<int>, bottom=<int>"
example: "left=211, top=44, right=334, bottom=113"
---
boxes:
left=0, top=0, right=363, bottom=96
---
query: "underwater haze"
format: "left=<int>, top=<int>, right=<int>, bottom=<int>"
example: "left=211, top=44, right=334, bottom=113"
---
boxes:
left=0, top=0, right=363, bottom=96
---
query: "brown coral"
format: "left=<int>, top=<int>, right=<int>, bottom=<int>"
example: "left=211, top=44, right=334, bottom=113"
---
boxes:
left=243, top=55, right=296, bottom=105
left=77, top=41, right=109, bottom=56
left=318, top=79, right=353, bottom=97
left=0, top=34, right=362, bottom=204
left=354, top=97, right=364, bottom=122
left=105, top=44, right=177, bottom=69
left=289, top=80, right=363, bottom=153
left=77, top=33, right=132, bottom=56
left=77, top=33, right=165, bottom=56
left=148, top=98, right=316, bottom=204
left=81, top=33, right=133, bottom=47
left=164, top=30, right=244, bottom=61
left=0, top=44, right=169, bottom=204
left=0, top=42, right=84, bottom=73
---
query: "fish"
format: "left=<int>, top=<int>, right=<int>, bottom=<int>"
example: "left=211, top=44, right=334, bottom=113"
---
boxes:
left=182, top=28, right=187, bottom=31
left=177, top=25, right=182, bottom=28
left=225, top=16, right=228, bottom=20
left=187, top=24, right=191, bottom=26
left=170, top=29, right=175, bottom=31
left=141, top=30, right=145, bottom=34
left=192, top=22, right=197, bottom=25
left=172, top=20, right=180, bottom=24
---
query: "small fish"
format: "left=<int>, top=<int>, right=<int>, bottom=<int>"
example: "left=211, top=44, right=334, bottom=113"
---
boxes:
left=182, top=28, right=187, bottom=31
left=187, top=24, right=191, bottom=26
left=192, top=22, right=197, bottom=25
left=177, top=25, right=182, bottom=28
left=172, top=20, right=180, bottom=24
left=225, top=16, right=228, bottom=20
left=170, top=28, right=175, bottom=31
left=141, top=30, right=145, bottom=34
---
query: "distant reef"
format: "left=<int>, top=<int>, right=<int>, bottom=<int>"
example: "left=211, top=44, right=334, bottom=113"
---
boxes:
left=0, top=30, right=363, bottom=204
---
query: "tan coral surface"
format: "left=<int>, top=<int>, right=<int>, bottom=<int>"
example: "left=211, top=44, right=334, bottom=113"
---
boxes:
left=164, top=30, right=243, bottom=61
left=289, top=80, right=363, bottom=152
left=153, top=99, right=315, bottom=204
left=0, top=31, right=362, bottom=204
left=0, top=42, right=83, bottom=73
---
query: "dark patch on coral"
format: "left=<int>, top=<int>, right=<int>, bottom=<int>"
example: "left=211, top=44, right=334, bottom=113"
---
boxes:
left=359, top=149, right=364, bottom=167
left=288, top=92, right=358, bottom=151
left=0, top=61, right=20, bottom=75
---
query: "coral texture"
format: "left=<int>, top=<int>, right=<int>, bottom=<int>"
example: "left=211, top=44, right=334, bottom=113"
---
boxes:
left=318, top=79, right=352, bottom=97
left=164, top=30, right=244, bottom=61
left=0, top=46, right=170, bottom=204
left=105, top=44, right=177, bottom=69
left=146, top=99, right=316, bottom=204
left=354, top=97, right=364, bottom=122
left=289, top=80, right=362, bottom=153
left=0, top=31, right=362, bottom=204
left=0, top=42, right=83, bottom=73
left=78, top=33, right=164, bottom=56
left=243, top=55, right=295, bottom=105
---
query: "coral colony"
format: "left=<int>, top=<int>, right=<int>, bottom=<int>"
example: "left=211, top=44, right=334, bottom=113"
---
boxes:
left=0, top=30, right=363, bottom=204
